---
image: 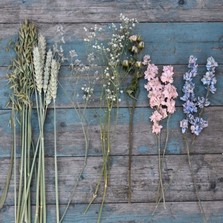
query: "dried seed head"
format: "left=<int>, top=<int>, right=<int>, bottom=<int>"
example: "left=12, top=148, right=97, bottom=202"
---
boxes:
left=47, top=59, right=60, bottom=102
left=33, top=46, right=43, bottom=93
left=43, top=49, right=53, bottom=94
left=38, top=34, right=46, bottom=65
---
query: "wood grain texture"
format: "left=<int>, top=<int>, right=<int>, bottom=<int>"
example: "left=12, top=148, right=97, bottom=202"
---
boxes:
left=0, top=0, right=223, bottom=23
left=0, top=64, right=223, bottom=109
left=0, top=106, right=223, bottom=158
left=0, top=23, right=223, bottom=67
left=1, top=155, right=223, bottom=206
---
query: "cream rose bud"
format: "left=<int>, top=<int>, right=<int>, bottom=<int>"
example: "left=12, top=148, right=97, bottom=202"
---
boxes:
left=135, top=61, right=142, bottom=68
left=137, top=35, right=142, bottom=42
left=129, top=35, right=138, bottom=42
left=138, top=41, right=144, bottom=49
left=122, top=60, right=129, bottom=67
left=131, top=46, right=138, bottom=54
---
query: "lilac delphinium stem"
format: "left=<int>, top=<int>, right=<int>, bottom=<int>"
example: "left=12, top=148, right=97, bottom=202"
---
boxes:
left=180, top=55, right=218, bottom=223
left=180, top=55, right=217, bottom=136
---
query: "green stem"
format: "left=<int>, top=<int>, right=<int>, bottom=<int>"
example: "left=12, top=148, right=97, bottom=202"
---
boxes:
left=16, top=108, right=25, bottom=223
left=157, top=133, right=166, bottom=209
left=184, top=135, right=207, bottom=223
left=54, top=100, right=60, bottom=223
left=127, top=99, right=136, bottom=203
left=13, top=103, right=17, bottom=222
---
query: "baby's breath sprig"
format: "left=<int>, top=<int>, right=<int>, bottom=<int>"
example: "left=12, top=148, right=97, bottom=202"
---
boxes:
left=84, top=14, right=138, bottom=223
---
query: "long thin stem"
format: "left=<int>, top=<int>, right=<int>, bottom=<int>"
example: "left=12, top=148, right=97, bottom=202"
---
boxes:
left=13, top=103, right=17, bottom=222
left=54, top=100, right=60, bottom=223
left=184, top=135, right=207, bottom=223
left=153, top=115, right=171, bottom=214
left=127, top=99, right=136, bottom=203
left=59, top=82, right=90, bottom=223
left=157, top=133, right=166, bottom=209
left=16, top=108, right=25, bottom=223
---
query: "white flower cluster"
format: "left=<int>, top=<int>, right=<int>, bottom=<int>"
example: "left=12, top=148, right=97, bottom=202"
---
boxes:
left=81, top=84, right=94, bottom=101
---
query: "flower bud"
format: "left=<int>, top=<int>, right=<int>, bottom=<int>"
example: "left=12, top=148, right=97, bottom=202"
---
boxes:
left=135, top=61, right=142, bottom=68
left=138, top=41, right=144, bottom=49
left=122, top=60, right=129, bottom=68
left=131, top=45, right=138, bottom=54
left=129, top=35, right=137, bottom=42
left=137, top=36, right=142, bottom=42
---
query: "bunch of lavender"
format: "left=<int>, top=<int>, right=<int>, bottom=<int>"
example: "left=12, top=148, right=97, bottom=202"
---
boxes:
left=84, top=14, right=138, bottom=223
left=180, top=55, right=218, bottom=222
left=180, top=55, right=218, bottom=135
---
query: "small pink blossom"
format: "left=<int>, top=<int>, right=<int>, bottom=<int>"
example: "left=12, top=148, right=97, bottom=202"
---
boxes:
left=150, top=111, right=163, bottom=122
left=142, top=55, right=151, bottom=65
left=144, top=64, right=158, bottom=81
left=160, top=65, right=174, bottom=83
left=152, top=122, right=163, bottom=134
left=163, top=83, right=178, bottom=99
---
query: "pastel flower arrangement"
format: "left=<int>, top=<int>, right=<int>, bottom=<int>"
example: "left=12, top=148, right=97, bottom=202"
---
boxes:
left=180, top=55, right=218, bottom=135
left=144, top=58, right=178, bottom=134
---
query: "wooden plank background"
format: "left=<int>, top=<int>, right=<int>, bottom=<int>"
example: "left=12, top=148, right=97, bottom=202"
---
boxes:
left=0, top=0, right=223, bottom=222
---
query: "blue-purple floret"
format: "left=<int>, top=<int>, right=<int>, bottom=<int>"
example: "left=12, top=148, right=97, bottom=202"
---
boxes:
left=201, top=56, right=218, bottom=94
left=180, top=55, right=217, bottom=136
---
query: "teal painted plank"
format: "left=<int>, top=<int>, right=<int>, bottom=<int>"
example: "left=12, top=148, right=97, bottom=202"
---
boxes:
left=1, top=202, right=223, bottom=223
left=0, top=64, right=222, bottom=109
left=0, top=106, right=222, bottom=158
left=0, top=23, right=222, bottom=66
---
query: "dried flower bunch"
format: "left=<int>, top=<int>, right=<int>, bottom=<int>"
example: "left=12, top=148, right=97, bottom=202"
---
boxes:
left=84, top=14, right=138, bottom=223
left=121, top=33, right=146, bottom=202
left=7, top=20, right=38, bottom=223
left=33, top=33, right=61, bottom=223
left=7, top=20, right=61, bottom=223
left=180, top=55, right=218, bottom=135
left=144, top=57, right=178, bottom=210
left=179, top=55, right=218, bottom=222
left=144, top=60, right=178, bottom=134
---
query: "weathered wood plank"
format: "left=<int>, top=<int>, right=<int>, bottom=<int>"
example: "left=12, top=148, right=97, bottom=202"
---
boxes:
left=0, top=23, right=222, bottom=66
left=1, top=155, right=223, bottom=205
left=0, top=64, right=223, bottom=109
left=1, top=201, right=223, bottom=223
left=0, top=0, right=223, bottom=23
left=0, top=106, right=222, bottom=158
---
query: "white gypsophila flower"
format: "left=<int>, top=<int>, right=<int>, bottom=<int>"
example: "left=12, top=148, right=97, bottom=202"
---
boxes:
left=33, top=46, right=43, bottom=93
left=43, top=49, right=53, bottom=94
